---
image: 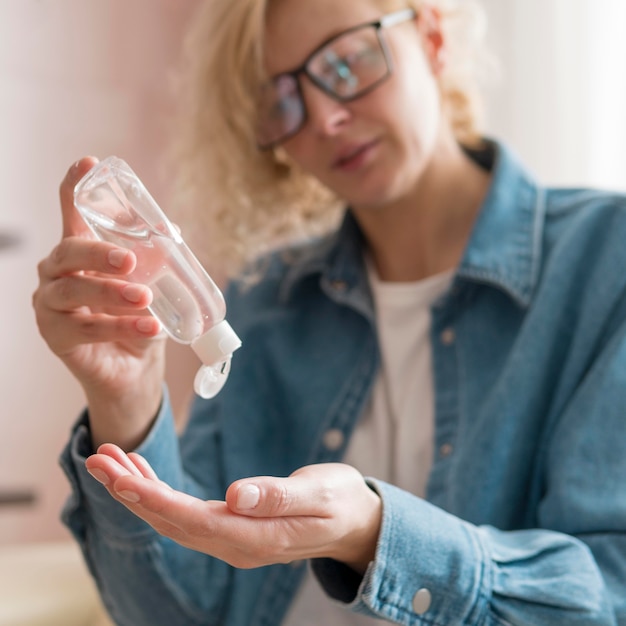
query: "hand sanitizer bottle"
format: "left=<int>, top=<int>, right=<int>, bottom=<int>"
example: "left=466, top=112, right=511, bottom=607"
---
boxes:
left=74, top=156, right=241, bottom=399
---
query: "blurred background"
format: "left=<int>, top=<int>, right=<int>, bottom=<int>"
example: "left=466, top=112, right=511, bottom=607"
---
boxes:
left=0, top=0, right=624, bottom=624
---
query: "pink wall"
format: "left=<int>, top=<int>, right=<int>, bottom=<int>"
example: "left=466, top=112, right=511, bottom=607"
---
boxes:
left=2, top=0, right=624, bottom=549
left=0, top=0, right=199, bottom=545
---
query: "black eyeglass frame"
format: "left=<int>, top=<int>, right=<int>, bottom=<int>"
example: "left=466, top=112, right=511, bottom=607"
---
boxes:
left=257, top=7, right=417, bottom=150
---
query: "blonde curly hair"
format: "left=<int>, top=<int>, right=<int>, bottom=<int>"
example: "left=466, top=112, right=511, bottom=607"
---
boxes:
left=167, top=0, right=492, bottom=279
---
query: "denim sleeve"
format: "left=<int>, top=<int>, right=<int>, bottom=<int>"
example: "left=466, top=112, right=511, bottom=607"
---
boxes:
left=312, top=332, right=626, bottom=625
left=312, top=481, right=617, bottom=625
left=59, top=387, right=232, bottom=626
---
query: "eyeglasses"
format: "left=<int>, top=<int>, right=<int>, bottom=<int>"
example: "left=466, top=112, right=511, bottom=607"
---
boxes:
left=256, top=8, right=417, bottom=150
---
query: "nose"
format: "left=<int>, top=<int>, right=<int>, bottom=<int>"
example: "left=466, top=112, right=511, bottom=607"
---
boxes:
left=300, top=77, right=351, bottom=137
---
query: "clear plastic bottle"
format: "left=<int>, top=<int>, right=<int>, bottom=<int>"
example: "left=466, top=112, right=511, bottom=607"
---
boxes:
left=73, top=156, right=241, bottom=398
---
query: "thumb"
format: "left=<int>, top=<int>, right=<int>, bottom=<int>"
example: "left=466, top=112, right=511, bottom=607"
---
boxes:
left=59, top=156, right=99, bottom=239
left=225, top=473, right=322, bottom=518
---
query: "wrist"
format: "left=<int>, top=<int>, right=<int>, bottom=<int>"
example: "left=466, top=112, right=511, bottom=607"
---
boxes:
left=86, top=383, right=163, bottom=451
left=338, top=486, right=382, bottom=574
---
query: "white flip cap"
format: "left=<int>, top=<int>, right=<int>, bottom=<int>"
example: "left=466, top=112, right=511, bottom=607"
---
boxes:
left=190, top=319, right=242, bottom=366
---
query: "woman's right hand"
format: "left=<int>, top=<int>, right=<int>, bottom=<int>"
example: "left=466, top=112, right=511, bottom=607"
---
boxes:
left=32, top=158, right=167, bottom=450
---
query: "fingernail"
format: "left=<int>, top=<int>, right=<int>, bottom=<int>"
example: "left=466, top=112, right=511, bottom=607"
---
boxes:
left=87, top=468, right=110, bottom=486
left=136, top=317, right=157, bottom=333
left=122, top=284, right=145, bottom=303
left=237, top=484, right=260, bottom=510
left=108, top=249, right=128, bottom=268
left=118, top=490, right=140, bottom=503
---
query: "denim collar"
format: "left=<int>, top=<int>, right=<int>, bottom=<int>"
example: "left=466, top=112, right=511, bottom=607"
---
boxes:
left=280, top=141, right=545, bottom=310
left=457, top=141, right=544, bottom=307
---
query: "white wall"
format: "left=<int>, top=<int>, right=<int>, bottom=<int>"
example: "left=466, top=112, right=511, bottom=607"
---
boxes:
left=481, top=0, right=626, bottom=190
left=0, top=0, right=624, bottom=546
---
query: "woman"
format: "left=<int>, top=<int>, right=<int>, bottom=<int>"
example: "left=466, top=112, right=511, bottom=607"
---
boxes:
left=33, top=0, right=626, bottom=624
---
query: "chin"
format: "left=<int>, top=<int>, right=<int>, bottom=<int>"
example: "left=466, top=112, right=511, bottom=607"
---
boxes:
left=347, top=174, right=410, bottom=210
left=347, top=191, right=396, bottom=212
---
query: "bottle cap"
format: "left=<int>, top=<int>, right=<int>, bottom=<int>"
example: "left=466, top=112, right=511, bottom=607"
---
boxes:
left=191, top=320, right=241, bottom=398
left=190, top=319, right=242, bottom=366
left=194, top=358, right=232, bottom=399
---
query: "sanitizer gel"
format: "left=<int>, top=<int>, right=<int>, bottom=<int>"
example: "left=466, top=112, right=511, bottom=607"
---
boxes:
left=74, top=156, right=242, bottom=398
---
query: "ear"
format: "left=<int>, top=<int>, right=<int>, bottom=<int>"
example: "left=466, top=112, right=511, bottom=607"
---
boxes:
left=417, top=5, right=446, bottom=75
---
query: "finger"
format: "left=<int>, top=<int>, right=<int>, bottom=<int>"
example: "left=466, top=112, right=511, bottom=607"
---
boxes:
left=110, top=473, right=226, bottom=531
left=43, top=273, right=152, bottom=313
left=95, top=443, right=147, bottom=477
left=127, top=452, right=160, bottom=481
left=85, top=451, right=136, bottom=489
left=36, top=310, right=161, bottom=355
left=39, top=237, right=137, bottom=281
left=105, top=476, right=247, bottom=559
left=86, top=457, right=180, bottom=536
left=225, top=473, right=326, bottom=518
left=60, top=157, right=99, bottom=239
left=87, top=452, right=163, bottom=501
left=105, top=475, right=325, bottom=568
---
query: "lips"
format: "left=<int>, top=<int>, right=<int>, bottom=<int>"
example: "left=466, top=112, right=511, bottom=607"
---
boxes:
left=332, top=139, right=379, bottom=171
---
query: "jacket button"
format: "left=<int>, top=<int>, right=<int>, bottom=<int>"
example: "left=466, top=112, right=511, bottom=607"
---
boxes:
left=330, top=279, right=348, bottom=292
left=440, top=328, right=455, bottom=345
left=439, top=443, right=453, bottom=458
left=412, top=588, right=432, bottom=614
left=323, top=429, right=345, bottom=451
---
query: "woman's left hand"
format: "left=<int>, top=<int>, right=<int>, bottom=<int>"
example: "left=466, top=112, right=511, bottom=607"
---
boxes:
left=85, top=445, right=382, bottom=573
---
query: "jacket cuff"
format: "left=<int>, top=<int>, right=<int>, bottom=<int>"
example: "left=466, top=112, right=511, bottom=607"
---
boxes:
left=59, top=386, right=183, bottom=542
left=312, top=479, right=490, bottom=623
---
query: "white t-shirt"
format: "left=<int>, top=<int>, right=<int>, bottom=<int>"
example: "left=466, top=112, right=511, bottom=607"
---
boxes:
left=283, top=267, right=453, bottom=625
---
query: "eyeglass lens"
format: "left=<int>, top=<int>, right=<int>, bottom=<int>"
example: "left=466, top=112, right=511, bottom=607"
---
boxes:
left=257, top=25, right=389, bottom=148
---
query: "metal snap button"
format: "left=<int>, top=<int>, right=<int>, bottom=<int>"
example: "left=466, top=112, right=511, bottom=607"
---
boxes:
left=412, top=588, right=432, bottom=614
left=439, top=443, right=454, bottom=458
left=323, top=428, right=345, bottom=451
left=440, top=328, right=455, bottom=345
left=330, top=279, right=348, bottom=292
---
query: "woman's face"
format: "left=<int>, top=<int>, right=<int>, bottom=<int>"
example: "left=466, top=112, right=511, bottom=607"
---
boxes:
left=263, top=0, right=445, bottom=210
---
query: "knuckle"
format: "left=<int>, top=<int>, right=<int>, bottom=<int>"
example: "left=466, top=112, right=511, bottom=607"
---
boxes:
left=97, top=277, right=112, bottom=301
left=276, top=483, right=292, bottom=511
left=52, top=240, right=70, bottom=265
left=56, top=275, right=77, bottom=302
left=316, top=479, right=335, bottom=509
left=270, top=483, right=291, bottom=515
left=77, top=317, right=100, bottom=340
left=32, top=305, right=47, bottom=336
left=36, top=257, right=48, bottom=280
left=31, top=286, right=40, bottom=310
left=52, top=237, right=103, bottom=272
left=85, top=239, right=104, bottom=262
left=86, top=316, right=133, bottom=344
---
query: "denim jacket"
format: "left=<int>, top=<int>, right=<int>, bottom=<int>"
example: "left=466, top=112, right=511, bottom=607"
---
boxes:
left=61, top=141, right=626, bottom=625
